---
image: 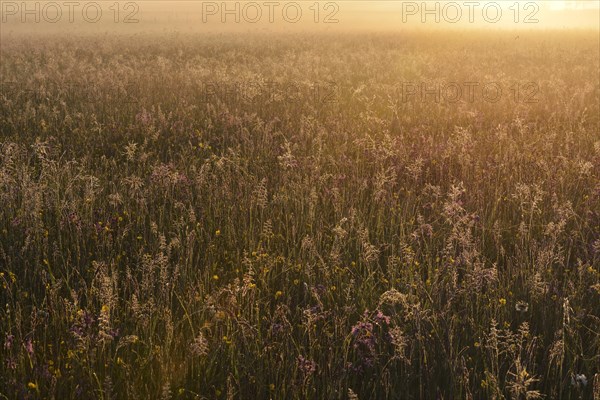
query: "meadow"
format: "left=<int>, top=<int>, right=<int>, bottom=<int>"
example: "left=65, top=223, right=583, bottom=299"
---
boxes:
left=0, top=30, right=599, bottom=399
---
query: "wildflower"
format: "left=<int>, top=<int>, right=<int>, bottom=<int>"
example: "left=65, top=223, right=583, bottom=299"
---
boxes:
left=190, top=332, right=208, bottom=357
left=275, top=290, right=283, bottom=299
left=293, top=279, right=299, bottom=285
left=215, top=229, right=221, bottom=236
left=212, top=274, right=219, bottom=281
left=499, top=298, right=507, bottom=306
left=25, top=339, right=34, bottom=356
left=4, top=334, right=14, bottom=350
left=297, top=355, right=317, bottom=376
left=474, top=341, right=481, bottom=348
left=269, top=384, right=275, bottom=391
left=27, top=382, right=38, bottom=390
left=373, top=310, right=391, bottom=325
left=515, top=301, right=529, bottom=312
left=215, top=311, right=226, bottom=320
left=571, top=374, right=587, bottom=388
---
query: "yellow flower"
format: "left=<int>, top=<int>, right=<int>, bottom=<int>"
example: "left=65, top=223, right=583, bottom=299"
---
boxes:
left=213, top=274, right=219, bottom=281
left=215, top=311, right=226, bottom=320
left=269, top=384, right=275, bottom=391
left=215, top=230, right=221, bottom=236
left=27, top=382, right=38, bottom=390
left=275, top=290, right=283, bottom=299
left=499, top=298, right=507, bottom=306
left=101, top=305, right=110, bottom=313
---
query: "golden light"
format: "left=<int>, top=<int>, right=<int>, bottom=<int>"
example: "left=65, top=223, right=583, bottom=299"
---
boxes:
left=549, top=0, right=600, bottom=10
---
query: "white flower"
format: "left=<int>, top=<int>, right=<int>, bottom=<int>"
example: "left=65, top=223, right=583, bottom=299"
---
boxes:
left=571, top=374, right=587, bottom=388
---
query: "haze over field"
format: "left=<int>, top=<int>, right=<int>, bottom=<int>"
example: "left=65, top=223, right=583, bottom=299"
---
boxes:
left=1, top=0, right=599, bottom=35
left=0, top=1, right=599, bottom=400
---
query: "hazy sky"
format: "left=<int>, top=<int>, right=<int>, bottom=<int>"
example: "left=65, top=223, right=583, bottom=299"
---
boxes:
left=1, top=1, right=599, bottom=34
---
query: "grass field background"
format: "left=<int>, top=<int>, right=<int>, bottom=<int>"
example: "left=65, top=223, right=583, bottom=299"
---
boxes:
left=1, top=29, right=599, bottom=399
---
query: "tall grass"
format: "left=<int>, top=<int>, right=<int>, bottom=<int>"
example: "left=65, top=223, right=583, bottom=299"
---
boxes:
left=1, top=31, right=599, bottom=399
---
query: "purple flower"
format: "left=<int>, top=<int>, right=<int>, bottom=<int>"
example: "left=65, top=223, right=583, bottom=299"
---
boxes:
left=297, top=356, right=317, bottom=376
left=25, top=338, right=34, bottom=356
left=4, top=334, right=14, bottom=350
left=6, top=357, right=16, bottom=370
left=373, top=310, right=391, bottom=326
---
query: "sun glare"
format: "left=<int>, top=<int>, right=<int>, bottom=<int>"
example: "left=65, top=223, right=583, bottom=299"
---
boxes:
left=549, top=0, right=600, bottom=10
